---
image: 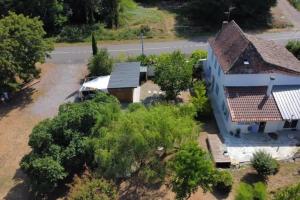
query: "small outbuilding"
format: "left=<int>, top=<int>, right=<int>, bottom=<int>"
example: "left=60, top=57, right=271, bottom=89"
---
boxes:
left=108, top=62, right=141, bottom=102
left=79, top=62, right=142, bottom=103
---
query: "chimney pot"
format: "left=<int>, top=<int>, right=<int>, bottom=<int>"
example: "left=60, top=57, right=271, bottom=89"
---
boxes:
left=222, top=21, right=229, bottom=29
left=267, top=76, right=276, bottom=97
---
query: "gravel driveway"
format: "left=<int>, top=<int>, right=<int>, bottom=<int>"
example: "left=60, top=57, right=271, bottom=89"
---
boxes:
left=278, top=0, right=300, bottom=29
left=0, top=53, right=88, bottom=199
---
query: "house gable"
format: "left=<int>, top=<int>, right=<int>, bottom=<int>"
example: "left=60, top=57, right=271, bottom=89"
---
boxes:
left=209, top=21, right=300, bottom=75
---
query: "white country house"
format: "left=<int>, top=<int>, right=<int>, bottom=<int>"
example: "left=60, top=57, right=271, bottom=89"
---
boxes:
left=204, top=21, right=300, bottom=137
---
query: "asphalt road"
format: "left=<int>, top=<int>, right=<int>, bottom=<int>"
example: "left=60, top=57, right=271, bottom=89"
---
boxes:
left=49, top=30, right=300, bottom=64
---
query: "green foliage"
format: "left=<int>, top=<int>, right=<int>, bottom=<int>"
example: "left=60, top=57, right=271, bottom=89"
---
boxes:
left=235, top=182, right=254, bottom=200
left=191, top=81, right=211, bottom=117
left=88, top=49, right=113, bottom=76
left=21, top=155, right=67, bottom=194
left=183, top=0, right=277, bottom=29
left=0, top=12, right=53, bottom=92
left=68, top=176, right=117, bottom=200
left=0, top=0, right=67, bottom=34
left=253, top=182, right=268, bottom=200
left=273, top=182, right=300, bottom=200
left=190, top=50, right=208, bottom=79
left=289, top=0, right=300, bottom=11
left=92, top=33, right=98, bottom=55
left=213, top=170, right=233, bottom=194
left=286, top=40, right=300, bottom=60
left=169, top=142, right=216, bottom=200
left=21, top=93, right=120, bottom=195
left=235, top=182, right=267, bottom=200
left=251, top=150, right=279, bottom=179
left=154, top=51, right=193, bottom=100
left=94, top=104, right=198, bottom=180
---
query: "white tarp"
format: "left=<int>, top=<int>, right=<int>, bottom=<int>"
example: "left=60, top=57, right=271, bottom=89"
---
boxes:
left=79, top=76, right=110, bottom=92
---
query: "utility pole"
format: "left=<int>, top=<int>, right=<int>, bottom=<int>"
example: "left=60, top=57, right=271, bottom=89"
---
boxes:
left=140, top=33, right=144, bottom=55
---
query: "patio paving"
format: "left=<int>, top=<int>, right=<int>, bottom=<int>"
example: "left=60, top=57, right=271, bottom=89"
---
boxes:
left=210, top=92, right=300, bottom=163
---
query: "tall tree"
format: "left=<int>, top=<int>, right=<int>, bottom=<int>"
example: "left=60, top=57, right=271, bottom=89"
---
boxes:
left=0, top=12, right=53, bottom=92
left=4, top=0, right=67, bottom=34
left=92, top=33, right=98, bottom=55
left=102, top=0, right=120, bottom=28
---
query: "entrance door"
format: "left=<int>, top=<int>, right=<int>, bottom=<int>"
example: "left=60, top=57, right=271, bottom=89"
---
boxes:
left=258, top=122, right=266, bottom=133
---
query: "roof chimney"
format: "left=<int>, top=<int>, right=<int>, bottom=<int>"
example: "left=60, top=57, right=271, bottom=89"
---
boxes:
left=222, top=21, right=229, bottom=29
left=267, top=76, right=276, bottom=97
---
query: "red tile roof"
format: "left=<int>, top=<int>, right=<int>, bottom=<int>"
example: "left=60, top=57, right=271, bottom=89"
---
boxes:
left=208, top=21, right=300, bottom=75
left=226, top=87, right=282, bottom=122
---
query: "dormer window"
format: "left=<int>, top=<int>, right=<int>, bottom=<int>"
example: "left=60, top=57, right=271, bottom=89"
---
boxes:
left=243, top=59, right=250, bottom=65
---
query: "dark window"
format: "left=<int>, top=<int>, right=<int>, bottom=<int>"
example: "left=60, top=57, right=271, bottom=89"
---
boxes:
left=215, top=84, right=219, bottom=96
left=283, top=120, right=298, bottom=129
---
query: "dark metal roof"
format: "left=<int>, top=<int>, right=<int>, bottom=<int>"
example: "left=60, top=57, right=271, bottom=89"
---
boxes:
left=108, top=62, right=140, bottom=89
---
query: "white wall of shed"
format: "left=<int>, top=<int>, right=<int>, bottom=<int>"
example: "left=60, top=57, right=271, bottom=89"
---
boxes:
left=133, top=86, right=141, bottom=103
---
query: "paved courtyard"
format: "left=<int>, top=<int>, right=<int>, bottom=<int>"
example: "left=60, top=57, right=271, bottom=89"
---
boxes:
left=211, top=95, right=300, bottom=163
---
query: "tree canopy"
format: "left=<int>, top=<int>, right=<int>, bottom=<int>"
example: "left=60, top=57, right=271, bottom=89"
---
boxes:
left=154, top=51, right=193, bottom=100
left=21, top=93, right=199, bottom=196
left=0, top=0, right=121, bottom=34
left=169, top=142, right=216, bottom=200
left=182, top=0, right=277, bottom=29
left=21, top=93, right=120, bottom=195
left=0, top=12, right=53, bottom=92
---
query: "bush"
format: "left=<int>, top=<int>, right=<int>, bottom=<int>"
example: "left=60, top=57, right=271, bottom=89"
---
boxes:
left=191, top=81, right=212, bottom=117
left=68, top=176, right=117, bottom=200
left=251, top=150, right=279, bottom=179
left=190, top=50, right=207, bottom=80
left=88, top=49, right=113, bottom=76
left=235, top=182, right=254, bottom=200
left=286, top=40, right=300, bottom=60
left=214, top=170, right=233, bottom=194
left=273, top=182, right=300, bottom=200
left=253, top=182, right=267, bottom=200
left=235, top=182, right=267, bottom=200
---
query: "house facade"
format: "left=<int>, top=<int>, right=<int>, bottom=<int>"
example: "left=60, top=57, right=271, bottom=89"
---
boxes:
left=204, top=21, right=300, bottom=135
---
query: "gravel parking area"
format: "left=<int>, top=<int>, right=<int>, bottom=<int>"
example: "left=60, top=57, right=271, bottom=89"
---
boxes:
left=0, top=60, right=87, bottom=199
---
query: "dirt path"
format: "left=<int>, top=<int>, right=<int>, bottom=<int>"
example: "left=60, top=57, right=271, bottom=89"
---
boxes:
left=277, top=0, right=300, bottom=29
left=0, top=63, right=87, bottom=199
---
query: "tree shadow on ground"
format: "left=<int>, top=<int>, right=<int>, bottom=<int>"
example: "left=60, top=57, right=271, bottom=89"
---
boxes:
left=211, top=189, right=230, bottom=200
left=118, top=177, right=168, bottom=200
left=241, top=172, right=265, bottom=185
left=0, top=87, right=35, bottom=120
left=4, top=168, right=70, bottom=200
left=3, top=169, right=33, bottom=200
